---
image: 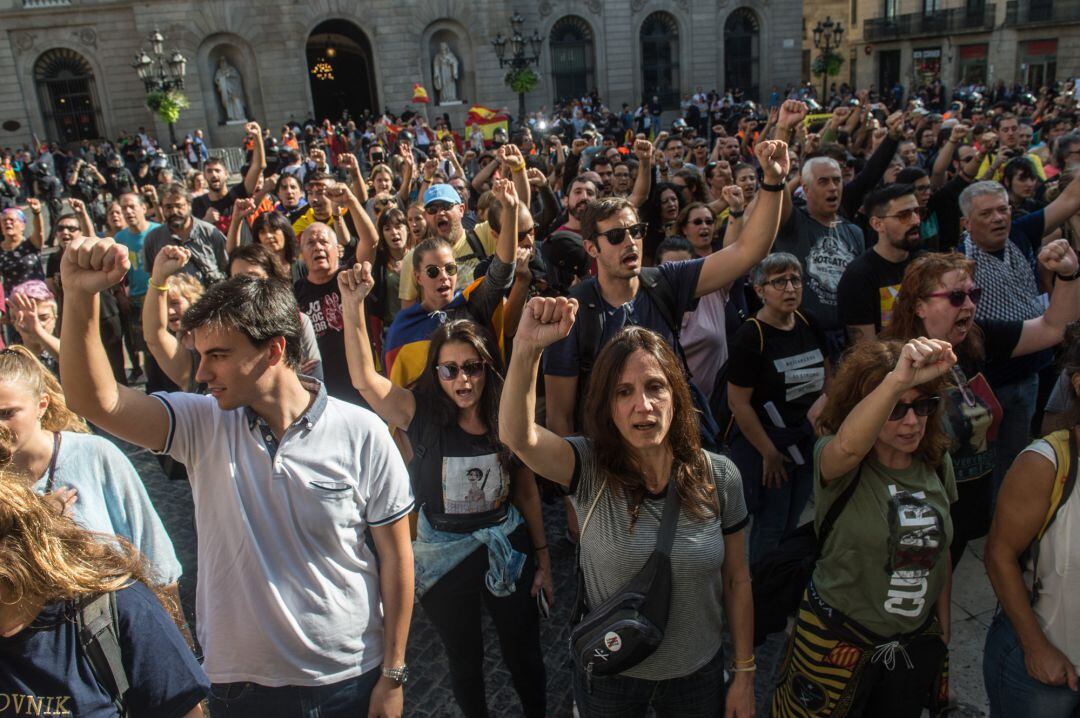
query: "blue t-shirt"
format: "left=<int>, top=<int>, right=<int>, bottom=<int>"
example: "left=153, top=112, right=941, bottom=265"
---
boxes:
left=543, top=258, right=704, bottom=378
left=114, top=222, right=160, bottom=298
left=32, top=432, right=182, bottom=585
left=0, top=582, right=208, bottom=717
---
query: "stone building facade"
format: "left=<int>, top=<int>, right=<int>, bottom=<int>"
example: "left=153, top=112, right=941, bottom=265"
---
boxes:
left=0, top=0, right=802, bottom=149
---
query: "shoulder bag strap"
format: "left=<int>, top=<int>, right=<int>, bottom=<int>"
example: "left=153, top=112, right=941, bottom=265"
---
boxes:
left=78, top=592, right=130, bottom=716
left=1030, top=430, right=1079, bottom=604
left=579, top=478, right=608, bottom=539
left=814, top=466, right=861, bottom=559
left=655, top=476, right=683, bottom=557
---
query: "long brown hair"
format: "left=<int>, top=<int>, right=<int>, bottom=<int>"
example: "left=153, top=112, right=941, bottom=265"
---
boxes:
left=882, top=252, right=985, bottom=363
left=0, top=462, right=177, bottom=620
left=818, top=340, right=952, bottom=468
left=583, top=327, right=716, bottom=526
left=0, top=346, right=88, bottom=433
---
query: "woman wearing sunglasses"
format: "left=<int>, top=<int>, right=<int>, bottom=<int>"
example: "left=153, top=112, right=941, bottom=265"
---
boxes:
left=338, top=265, right=551, bottom=718
left=773, top=338, right=957, bottom=718
left=882, top=242, right=1080, bottom=566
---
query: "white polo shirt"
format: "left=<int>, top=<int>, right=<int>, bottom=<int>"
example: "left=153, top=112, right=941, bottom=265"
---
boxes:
left=153, top=380, right=413, bottom=686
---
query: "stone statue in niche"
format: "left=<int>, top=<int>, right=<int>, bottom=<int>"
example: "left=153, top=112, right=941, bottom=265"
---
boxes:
left=432, top=42, right=461, bottom=105
left=214, top=56, right=247, bottom=123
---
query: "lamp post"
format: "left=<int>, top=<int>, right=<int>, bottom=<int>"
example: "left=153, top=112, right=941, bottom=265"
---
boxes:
left=812, top=16, right=844, bottom=102
left=491, top=12, right=543, bottom=127
left=131, top=28, right=188, bottom=147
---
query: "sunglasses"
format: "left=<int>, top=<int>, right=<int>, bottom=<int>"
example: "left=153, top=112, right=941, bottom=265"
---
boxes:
left=423, top=263, right=458, bottom=279
left=425, top=202, right=456, bottom=215
left=435, top=360, right=485, bottom=381
left=597, top=222, right=648, bottom=245
left=924, top=287, right=983, bottom=307
left=689, top=217, right=715, bottom=226
left=55, top=224, right=80, bottom=233
left=888, top=396, right=940, bottom=421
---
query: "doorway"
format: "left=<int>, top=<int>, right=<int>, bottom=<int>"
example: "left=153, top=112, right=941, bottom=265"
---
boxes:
left=307, top=20, right=378, bottom=123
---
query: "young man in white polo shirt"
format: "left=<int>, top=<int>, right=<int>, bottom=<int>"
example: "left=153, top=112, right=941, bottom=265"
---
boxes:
left=59, top=236, right=415, bottom=718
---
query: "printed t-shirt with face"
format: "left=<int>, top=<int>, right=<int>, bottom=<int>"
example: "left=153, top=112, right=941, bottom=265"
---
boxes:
left=0, top=581, right=208, bottom=717
left=836, top=250, right=916, bottom=335
left=294, top=270, right=362, bottom=405
left=566, top=437, right=748, bottom=680
left=406, top=404, right=510, bottom=532
left=726, top=311, right=828, bottom=427
left=812, top=436, right=958, bottom=636
left=943, top=319, right=1023, bottom=482
left=773, top=207, right=865, bottom=332
left=398, top=223, right=497, bottom=302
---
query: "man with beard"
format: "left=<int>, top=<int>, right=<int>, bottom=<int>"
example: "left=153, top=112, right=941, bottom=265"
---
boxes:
left=589, top=155, right=615, bottom=197
left=837, top=184, right=923, bottom=344
left=143, top=183, right=228, bottom=287
left=191, top=121, right=266, bottom=234
left=294, top=222, right=361, bottom=404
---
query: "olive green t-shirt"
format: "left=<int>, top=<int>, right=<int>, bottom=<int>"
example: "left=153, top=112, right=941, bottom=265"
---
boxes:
left=811, top=435, right=957, bottom=637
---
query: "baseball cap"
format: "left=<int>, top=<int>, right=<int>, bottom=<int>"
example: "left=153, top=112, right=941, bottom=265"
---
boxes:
left=423, top=183, right=462, bottom=208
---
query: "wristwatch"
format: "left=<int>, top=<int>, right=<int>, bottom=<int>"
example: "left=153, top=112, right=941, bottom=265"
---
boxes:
left=1056, top=268, right=1080, bottom=282
left=382, top=664, right=409, bottom=686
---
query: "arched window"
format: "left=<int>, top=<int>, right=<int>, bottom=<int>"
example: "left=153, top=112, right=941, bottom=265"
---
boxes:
left=307, top=20, right=378, bottom=122
left=550, top=16, right=595, bottom=104
left=724, top=9, right=760, bottom=100
left=640, top=12, right=680, bottom=107
left=34, top=48, right=102, bottom=143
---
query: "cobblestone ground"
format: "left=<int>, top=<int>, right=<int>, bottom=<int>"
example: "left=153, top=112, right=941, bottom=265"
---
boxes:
left=116, top=433, right=988, bottom=717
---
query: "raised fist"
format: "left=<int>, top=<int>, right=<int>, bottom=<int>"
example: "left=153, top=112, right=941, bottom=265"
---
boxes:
left=60, top=235, right=130, bottom=295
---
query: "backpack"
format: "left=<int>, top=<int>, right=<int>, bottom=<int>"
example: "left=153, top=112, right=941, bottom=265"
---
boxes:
left=77, top=592, right=129, bottom=716
left=1027, top=429, right=1078, bottom=605
left=571, top=268, right=722, bottom=448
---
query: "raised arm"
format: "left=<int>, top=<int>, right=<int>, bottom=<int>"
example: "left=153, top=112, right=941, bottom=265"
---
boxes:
left=490, top=177, right=520, bottom=264
left=1042, top=168, right=1080, bottom=232
left=59, top=235, right=170, bottom=450
left=1013, top=239, right=1080, bottom=357
left=818, top=338, right=956, bottom=483
left=225, top=197, right=256, bottom=256
left=142, top=245, right=196, bottom=388
left=396, top=151, right=415, bottom=204
left=329, top=183, right=376, bottom=264
left=338, top=152, right=367, bottom=204
left=499, top=296, right=579, bottom=486
left=720, top=184, right=746, bottom=248
left=694, top=140, right=788, bottom=297
left=628, top=139, right=654, bottom=208
left=26, top=198, right=46, bottom=248
left=242, top=122, right=266, bottom=197
left=500, top=144, right=531, bottom=208
left=338, top=263, right=416, bottom=429
left=932, top=124, right=970, bottom=189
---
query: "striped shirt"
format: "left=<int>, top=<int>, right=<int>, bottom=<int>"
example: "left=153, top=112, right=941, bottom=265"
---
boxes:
left=568, top=437, right=748, bottom=679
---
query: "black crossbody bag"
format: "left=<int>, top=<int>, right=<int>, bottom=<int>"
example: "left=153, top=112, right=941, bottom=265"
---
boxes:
left=570, top=479, right=681, bottom=679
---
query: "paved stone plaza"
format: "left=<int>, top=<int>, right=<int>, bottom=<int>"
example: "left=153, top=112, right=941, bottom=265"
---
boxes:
left=117, top=432, right=992, bottom=717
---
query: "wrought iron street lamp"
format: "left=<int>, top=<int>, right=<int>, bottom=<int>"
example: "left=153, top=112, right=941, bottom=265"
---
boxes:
left=491, top=12, right=543, bottom=126
left=131, top=28, right=187, bottom=146
left=812, top=16, right=844, bottom=102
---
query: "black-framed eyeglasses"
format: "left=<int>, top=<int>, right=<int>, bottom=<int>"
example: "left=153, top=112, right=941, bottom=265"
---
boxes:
left=435, top=360, right=485, bottom=381
left=924, top=287, right=982, bottom=307
left=55, top=224, right=80, bottom=233
left=880, top=208, right=920, bottom=222
left=888, top=396, right=940, bottom=421
left=424, top=263, right=458, bottom=279
left=763, top=275, right=803, bottom=290
left=597, top=222, right=648, bottom=245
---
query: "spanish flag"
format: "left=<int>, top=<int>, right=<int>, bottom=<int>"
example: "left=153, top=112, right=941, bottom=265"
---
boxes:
left=465, top=105, right=510, bottom=143
left=412, top=83, right=430, bottom=104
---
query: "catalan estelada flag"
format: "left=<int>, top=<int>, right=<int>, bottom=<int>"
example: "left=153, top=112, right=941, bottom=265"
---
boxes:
left=465, top=105, right=509, bottom=144
left=412, top=83, right=430, bottom=104
left=383, top=277, right=505, bottom=389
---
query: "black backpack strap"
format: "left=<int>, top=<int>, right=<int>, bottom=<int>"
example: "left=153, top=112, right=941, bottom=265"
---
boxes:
left=78, top=592, right=129, bottom=716
left=570, top=278, right=605, bottom=375
left=462, top=229, right=488, bottom=261
left=637, top=268, right=693, bottom=377
left=655, top=479, right=683, bottom=557
left=814, top=467, right=861, bottom=559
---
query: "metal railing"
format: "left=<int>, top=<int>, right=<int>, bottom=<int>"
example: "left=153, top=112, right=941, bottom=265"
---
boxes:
left=1005, top=0, right=1080, bottom=25
left=22, top=0, right=72, bottom=7
left=864, top=4, right=996, bottom=41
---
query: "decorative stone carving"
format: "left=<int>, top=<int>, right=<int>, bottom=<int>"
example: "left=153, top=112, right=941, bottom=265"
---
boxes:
left=13, top=33, right=36, bottom=52
left=631, top=0, right=647, bottom=11
left=214, top=56, right=247, bottom=122
left=539, top=0, right=553, bottom=17
left=432, top=42, right=461, bottom=105
left=585, top=0, right=602, bottom=13
left=674, top=0, right=689, bottom=9
left=72, top=28, right=98, bottom=49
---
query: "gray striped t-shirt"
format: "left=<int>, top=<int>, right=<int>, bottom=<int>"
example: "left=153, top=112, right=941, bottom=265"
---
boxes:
left=568, top=437, right=749, bottom=680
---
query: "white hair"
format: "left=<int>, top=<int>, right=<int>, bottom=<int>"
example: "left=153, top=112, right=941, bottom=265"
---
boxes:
left=958, top=181, right=1008, bottom=218
left=801, top=156, right=842, bottom=186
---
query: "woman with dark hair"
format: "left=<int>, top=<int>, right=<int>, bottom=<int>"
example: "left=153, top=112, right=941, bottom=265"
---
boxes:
left=984, top=332, right=1080, bottom=717
left=338, top=266, right=550, bottom=718
left=731, top=162, right=759, bottom=207
left=0, top=464, right=208, bottom=716
left=641, top=182, right=684, bottom=264
left=882, top=243, right=1080, bottom=565
left=368, top=207, right=409, bottom=327
left=672, top=168, right=708, bottom=204
left=772, top=338, right=958, bottom=717
left=1002, top=156, right=1042, bottom=216
left=501, top=297, right=755, bottom=717
left=226, top=203, right=305, bottom=283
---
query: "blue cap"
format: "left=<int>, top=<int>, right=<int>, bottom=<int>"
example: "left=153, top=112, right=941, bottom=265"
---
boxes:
left=423, top=183, right=461, bottom=207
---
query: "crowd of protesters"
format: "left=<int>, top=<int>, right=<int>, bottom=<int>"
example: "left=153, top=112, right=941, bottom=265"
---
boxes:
left=2, top=73, right=1080, bottom=718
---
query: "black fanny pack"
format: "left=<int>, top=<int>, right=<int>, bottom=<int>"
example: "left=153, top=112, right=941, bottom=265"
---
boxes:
left=570, top=480, right=681, bottom=677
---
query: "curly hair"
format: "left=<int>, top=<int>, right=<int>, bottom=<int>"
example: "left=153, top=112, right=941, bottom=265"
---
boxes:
left=166, top=273, right=205, bottom=308
left=0, top=346, right=89, bottom=434
left=818, top=340, right=952, bottom=468
left=0, top=464, right=177, bottom=621
left=881, top=252, right=985, bottom=364
left=583, top=327, right=717, bottom=528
